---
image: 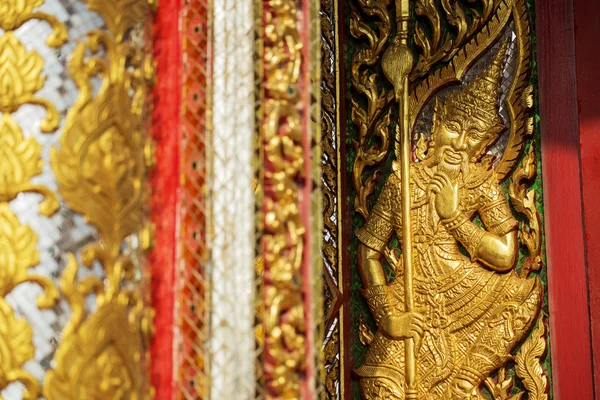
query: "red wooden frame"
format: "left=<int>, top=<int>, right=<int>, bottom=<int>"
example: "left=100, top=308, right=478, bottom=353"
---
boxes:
left=573, top=0, right=600, bottom=395
left=151, top=0, right=182, bottom=397
left=536, top=0, right=595, bottom=398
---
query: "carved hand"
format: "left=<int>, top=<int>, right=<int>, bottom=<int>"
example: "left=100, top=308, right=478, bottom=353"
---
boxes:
left=430, top=172, right=459, bottom=219
left=380, top=312, right=425, bottom=346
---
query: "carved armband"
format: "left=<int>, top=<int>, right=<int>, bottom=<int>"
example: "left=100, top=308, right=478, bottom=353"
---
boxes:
left=360, top=285, right=393, bottom=326
left=480, top=199, right=518, bottom=236
left=442, top=212, right=486, bottom=258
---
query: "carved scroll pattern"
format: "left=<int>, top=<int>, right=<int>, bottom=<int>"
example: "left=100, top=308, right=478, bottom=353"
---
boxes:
left=349, top=0, right=394, bottom=220
left=44, top=1, right=156, bottom=398
left=0, top=2, right=65, bottom=397
left=320, top=0, right=343, bottom=397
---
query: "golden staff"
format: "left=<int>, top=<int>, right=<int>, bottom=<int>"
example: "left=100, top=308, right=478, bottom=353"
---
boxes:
left=381, top=0, right=417, bottom=398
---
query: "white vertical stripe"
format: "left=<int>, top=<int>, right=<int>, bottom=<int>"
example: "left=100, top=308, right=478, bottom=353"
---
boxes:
left=210, top=1, right=256, bottom=398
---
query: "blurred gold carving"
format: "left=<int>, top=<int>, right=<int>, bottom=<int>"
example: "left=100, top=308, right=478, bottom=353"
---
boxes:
left=0, top=206, right=60, bottom=398
left=44, top=1, right=155, bottom=398
left=0, top=0, right=67, bottom=46
left=0, top=3, right=64, bottom=396
left=0, top=33, right=60, bottom=133
left=351, top=0, right=548, bottom=398
left=0, top=115, right=59, bottom=215
left=261, top=0, right=308, bottom=397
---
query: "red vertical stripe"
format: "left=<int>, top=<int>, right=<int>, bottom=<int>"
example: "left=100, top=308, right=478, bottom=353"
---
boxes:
left=151, top=1, right=182, bottom=397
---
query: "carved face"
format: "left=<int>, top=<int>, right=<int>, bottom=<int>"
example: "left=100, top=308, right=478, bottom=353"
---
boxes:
left=431, top=105, right=499, bottom=171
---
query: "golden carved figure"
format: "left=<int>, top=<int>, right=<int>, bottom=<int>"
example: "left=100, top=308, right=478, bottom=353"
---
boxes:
left=355, top=45, right=543, bottom=399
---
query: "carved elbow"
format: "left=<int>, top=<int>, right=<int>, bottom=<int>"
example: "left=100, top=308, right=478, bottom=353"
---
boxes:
left=494, top=236, right=519, bottom=272
left=497, top=248, right=518, bottom=272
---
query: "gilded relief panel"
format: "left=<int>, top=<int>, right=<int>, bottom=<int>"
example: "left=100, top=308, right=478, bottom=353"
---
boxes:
left=319, top=0, right=551, bottom=398
left=0, top=0, right=154, bottom=398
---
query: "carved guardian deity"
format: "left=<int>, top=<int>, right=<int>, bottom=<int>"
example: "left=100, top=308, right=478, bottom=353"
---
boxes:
left=355, top=44, right=542, bottom=399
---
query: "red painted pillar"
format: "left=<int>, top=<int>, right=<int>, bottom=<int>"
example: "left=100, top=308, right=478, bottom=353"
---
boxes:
left=536, top=0, right=594, bottom=398
left=151, top=1, right=182, bottom=397
left=574, top=0, right=600, bottom=396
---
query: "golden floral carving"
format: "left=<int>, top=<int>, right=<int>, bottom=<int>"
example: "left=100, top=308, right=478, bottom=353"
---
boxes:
left=0, top=297, right=39, bottom=398
left=51, top=32, right=150, bottom=250
left=0, top=205, right=60, bottom=397
left=0, top=0, right=67, bottom=47
left=0, top=115, right=59, bottom=215
left=0, top=206, right=59, bottom=306
left=45, top=1, right=155, bottom=398
left=515, top=318, right=548, bottom=400
left=261, top=0, right=309, bottom=397
left=44, top=255, right=151, bottom=400
left=0, top=1, right=65, bottom=396
left=0, top=33, right=60, bottom=132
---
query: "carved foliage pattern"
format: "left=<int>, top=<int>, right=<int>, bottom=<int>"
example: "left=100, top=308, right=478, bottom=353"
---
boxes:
left=0, top=2, right=64, bottom=397
left=44, top=1, right=155, bottom=398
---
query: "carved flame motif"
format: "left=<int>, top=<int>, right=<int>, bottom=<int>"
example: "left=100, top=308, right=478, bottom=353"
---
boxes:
left=0, top=2, right=65, bottom=397
left=509, top=144, right=543, bottom=278
left=45, top=1, right=155, bottom=399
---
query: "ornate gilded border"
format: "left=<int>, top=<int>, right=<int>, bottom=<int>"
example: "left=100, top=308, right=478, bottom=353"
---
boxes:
left=46, top=0, right=156, bottom=397
left=257, top=0, right=322, bottom=397
left=320, top=0, right=344, bottom=397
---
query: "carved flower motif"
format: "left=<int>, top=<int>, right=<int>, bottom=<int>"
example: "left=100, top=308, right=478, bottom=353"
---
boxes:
left=0, top=116, right=43, bottom=202
left=0, top=0, right=43, bottom=30
left=0, top=298, right=35, bottom=372
left=53, top=84, right=145, bottom=249
left=0, top=33, right=45, bottom=113
left=44, top=303, right=150, bottom=400
left=0, top=298, right=40, bottom=397
left=0, top=205, right=39, bottom=297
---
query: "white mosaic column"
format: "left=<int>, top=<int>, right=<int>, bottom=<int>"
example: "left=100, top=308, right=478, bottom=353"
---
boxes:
left=209, top=1, right=256, bottom=399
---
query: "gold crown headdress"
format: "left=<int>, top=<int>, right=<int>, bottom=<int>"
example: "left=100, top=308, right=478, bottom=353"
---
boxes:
left=442, top=40, right=509, bottom=127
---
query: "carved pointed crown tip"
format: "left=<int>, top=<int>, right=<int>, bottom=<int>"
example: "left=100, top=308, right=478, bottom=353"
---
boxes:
left=479, top=39, right=509, bottom=90
left=444, top=40, right=510, bottom=126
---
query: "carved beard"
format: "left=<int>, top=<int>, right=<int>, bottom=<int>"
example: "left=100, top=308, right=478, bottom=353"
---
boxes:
left=437, top=150, right=469, bottom=181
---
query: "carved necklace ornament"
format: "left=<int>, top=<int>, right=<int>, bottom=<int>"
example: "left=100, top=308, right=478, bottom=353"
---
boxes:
left=351, top=0, right=548, bottom=399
